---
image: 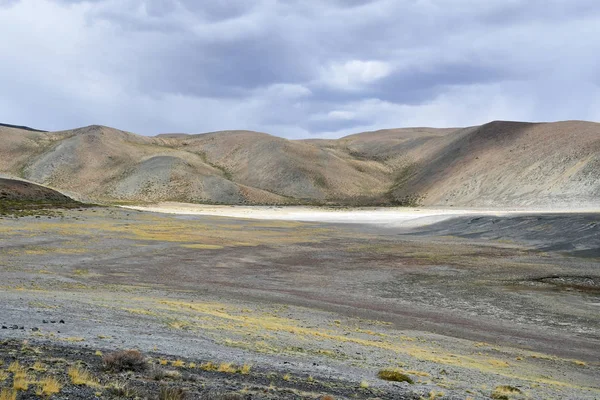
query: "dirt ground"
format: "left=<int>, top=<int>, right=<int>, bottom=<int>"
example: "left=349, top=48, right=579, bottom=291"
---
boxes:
left=0, top=207, right=599, bottom=399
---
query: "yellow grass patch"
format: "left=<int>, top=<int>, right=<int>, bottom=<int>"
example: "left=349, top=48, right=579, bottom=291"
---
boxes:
left=67, top=366, right=98, bottom=387
left=0, top=388, right=17, bottom=400
left=36, top=376, right=62, bottom=396
left=217, top=363, right=237, bottom=373
left=240, top=364, right=251, bottom=374
left=31, top=361, right=46, bottom=372
left=7, top=361, right=24, bottom=374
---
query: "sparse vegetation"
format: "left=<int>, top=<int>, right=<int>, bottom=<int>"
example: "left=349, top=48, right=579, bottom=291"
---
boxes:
left=103, top=349, right=147, bottom=372
left=36, top=376, right=62, bottom=396
left=32, top=361, right=47, bottom=372
left=217, top=363, right=237, bottom=373
left=491, top=385, right=522, bottom=399
left=377, top=368, right=414, bottom=383
left=12, top=374, right=29, bottom=391
left=159, top=386, right=186, bottom=400
left=0, top=388, right=17, bottom=400
left=106, top=380, right=139, bottom=397
left=67, top=365, right=98, bottom=387
left=240, top=364, right=251, bottom=375
left=7, top=361, right=23, bottom=374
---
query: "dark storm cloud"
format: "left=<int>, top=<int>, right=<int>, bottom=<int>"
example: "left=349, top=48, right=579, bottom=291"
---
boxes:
left=0, top=0, right=599, bottom=137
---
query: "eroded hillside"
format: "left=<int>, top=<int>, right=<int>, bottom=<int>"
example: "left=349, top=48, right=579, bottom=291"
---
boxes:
left=1, top=120, right=598, bottom=207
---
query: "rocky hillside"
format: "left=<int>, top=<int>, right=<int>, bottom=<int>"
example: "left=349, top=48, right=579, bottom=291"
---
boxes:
left=0, top=120, right=598, bottom=208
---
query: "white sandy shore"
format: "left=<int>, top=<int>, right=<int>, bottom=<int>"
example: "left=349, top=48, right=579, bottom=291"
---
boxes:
left=120, top=202, right=599, bottom=228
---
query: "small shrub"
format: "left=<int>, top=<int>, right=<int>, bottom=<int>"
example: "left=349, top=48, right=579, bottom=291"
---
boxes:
left=320, top=396, right=335, bottom=400
left=377, top=368, right=414, bottom=384
left=359, top=380, right=369, bottom=388
left=159, top=386, right=186, bottom=400
left=103, top=349, right=147, bottom=372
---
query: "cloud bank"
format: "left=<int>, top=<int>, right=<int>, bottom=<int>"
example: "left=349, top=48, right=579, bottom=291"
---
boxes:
left=1, top=0, right=599, bottom=138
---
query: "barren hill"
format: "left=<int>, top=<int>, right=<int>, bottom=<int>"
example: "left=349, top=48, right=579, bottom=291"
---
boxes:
left=0, top=120, right=598, bottom=207
left=0, top=178, right=76, bottom=203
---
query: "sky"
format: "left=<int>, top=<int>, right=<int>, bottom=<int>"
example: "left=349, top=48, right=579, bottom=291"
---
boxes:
left=1, top=0, right=599, bottom=138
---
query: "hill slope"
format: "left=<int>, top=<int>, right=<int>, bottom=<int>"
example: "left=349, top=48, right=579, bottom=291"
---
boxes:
left=0, top=121, right=598, bottom=207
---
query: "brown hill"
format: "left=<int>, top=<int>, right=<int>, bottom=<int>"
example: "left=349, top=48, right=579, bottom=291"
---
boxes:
left=0, top=121, right=598, bottom=207
left=0, top=178, right=76, bottom=203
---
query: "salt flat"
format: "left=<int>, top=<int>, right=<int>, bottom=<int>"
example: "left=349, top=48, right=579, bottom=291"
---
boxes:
left=123, top=202, right=600, bottom=227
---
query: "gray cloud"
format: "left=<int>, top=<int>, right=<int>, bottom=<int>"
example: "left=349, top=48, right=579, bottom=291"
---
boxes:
left=0, top=0, right=599, bottom=138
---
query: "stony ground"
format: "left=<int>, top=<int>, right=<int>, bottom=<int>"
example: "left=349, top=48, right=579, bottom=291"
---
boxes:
left=0, top=207, right=599, bottom=399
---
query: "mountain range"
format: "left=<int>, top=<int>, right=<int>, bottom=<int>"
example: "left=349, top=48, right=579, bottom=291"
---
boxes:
left=1, top=120, right=598, bottom=208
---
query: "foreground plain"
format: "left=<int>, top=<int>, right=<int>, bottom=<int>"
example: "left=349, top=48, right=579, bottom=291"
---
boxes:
left=0, top=207, right=599, bottom=399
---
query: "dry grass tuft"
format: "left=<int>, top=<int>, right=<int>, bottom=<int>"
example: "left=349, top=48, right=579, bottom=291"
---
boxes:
left=240, top=364, right=251, bottom=375
left=320, top=396, right=335, bottom=400
left=377, top=368, right=414, bottom=384
left=0, top=388, right=17, bottom=400
left=359, top=380, right=369, bottom=389
left=103, top=349, right=147, bottom=372
left=217, top=363, right=237, bottom=374
left=0, top=370, right=8, bottom=382
left=32, top=361, right=47, bottom=372
left=36, top=376, right=62, bottom=396
left=106, top=380, right=139, bottom=397
left=7, top=361, right=24, bottom=374
left=159, top=386, right=186, bottom=400
left=12, top=375, right=29, bottom=391
left=428, top=390, right=445, bottom=399
left=67, top=365, right=98, bottom=387
left=491, top=385, right=522, bottom=399
left=171, top=360, right=185, bottom=368
left=200, top=362, right=217, bottom=371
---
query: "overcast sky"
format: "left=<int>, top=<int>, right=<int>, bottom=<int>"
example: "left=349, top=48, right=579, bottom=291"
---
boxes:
left=1, top=0, right=599, bottom=138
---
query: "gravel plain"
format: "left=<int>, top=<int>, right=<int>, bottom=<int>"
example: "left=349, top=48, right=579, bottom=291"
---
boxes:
left=1, top=207, right=599, bottom=399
